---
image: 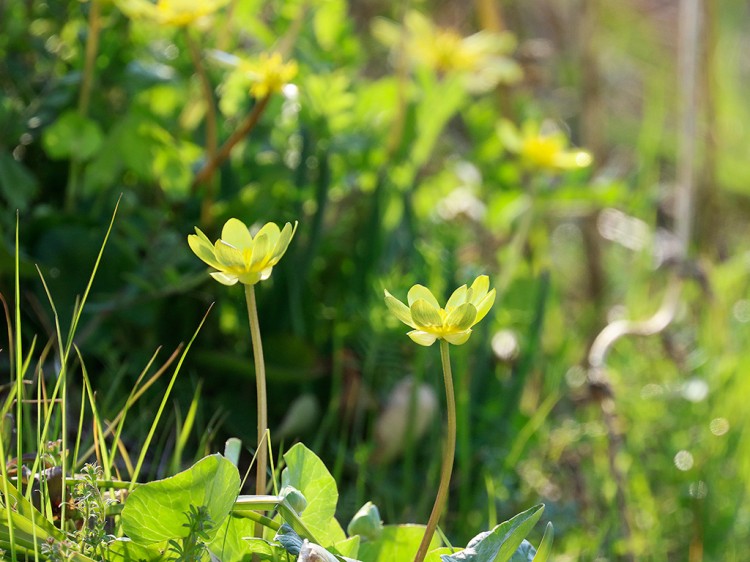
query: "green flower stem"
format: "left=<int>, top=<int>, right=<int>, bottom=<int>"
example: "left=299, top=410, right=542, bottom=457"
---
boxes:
left=414, top=339, right=456, bottom=562
left=244, top=284, right=268, bottom=519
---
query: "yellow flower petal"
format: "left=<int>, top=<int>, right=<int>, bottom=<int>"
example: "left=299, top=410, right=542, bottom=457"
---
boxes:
left=407, top=284, right=440, bottom=309
left=255, top=222, right=281, bottom=247
left=470, top=275, right=489, bottom=299
left=384, top=291, right=416, bottom=328
left=187, top=229, right=222, bottom=270
left=553, top=149, right=593, bottom=169
left=259, top=266, right=273, bottom=281
left=214, top=240, right=245, bottom=270
left=443, top=330, right=472, bottom=345
left=444, top=303, right=477, bottom=331
left=410, top=299, right=442, bottom=328
left=221, top=218, right=253, bottom=249
left=210, top=271, right=239, bottom=285
left=249, top=233, right=271, bottom=270
left=445, top=285, right=468, bottom=311
left=271, top=222, right=298, bottom=263
left=238, top=271, right=262, bottom=285
left=408, top=330, right=438, bottom=346
left=473, top=288, right=496, bottom=325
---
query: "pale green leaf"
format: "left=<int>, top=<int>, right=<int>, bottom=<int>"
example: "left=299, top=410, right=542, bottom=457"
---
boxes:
left=121, top=454, right=241, bottom=545
left=531, top=523, right=554, bottom=562
left=358, top=524, right=439, bottom=562
left=281, top=443, right=346, bottom=547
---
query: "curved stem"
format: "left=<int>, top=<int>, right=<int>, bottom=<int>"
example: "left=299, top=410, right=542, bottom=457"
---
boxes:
left=414, top=340, right=456, bottom=562
left=244, top=285, right=268, bottom=521
left=192, top=95, right=271, bottom=189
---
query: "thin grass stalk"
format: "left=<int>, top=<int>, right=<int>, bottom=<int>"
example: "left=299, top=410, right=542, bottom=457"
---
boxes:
left=77, top=345, right=179, bottom=468
left=244, top=285, right=268, bottom=502
left=77, top=348, right=112, bottom=479
left=0, top=423, right=18, bottom=562
left=26, top=199, right=119, bottom=526
left=414, top=340, right=456, bottom=562
left=14, top=215, right=23, bottom=500
left=128, top=305, right=213, bottom=490
left=171, top=380, right=202, bottom=475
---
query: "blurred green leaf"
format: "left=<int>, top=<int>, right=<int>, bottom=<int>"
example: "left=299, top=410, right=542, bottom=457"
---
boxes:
left=42, top=110, right=103, bottom=160
left=0, top=151, right=38, bottom=210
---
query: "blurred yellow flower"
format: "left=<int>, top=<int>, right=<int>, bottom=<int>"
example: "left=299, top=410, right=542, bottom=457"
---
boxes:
left=373, top=11, right=521, bottom=93
left=384, top=276, right=496, bottom=346
left=498, top=119, right=593, bottom=172
left=115, top=0, right=230, bottom=27
left=240, top=52, right=299, bottom=99
left=188, top=218, right=297, bottom=286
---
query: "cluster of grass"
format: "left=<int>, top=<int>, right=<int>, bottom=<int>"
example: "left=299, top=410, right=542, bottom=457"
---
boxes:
left=1, top=0, right=750, bottom=560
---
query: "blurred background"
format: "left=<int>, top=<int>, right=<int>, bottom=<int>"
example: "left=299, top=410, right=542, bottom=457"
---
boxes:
left=1, top=0, right=749, bottom=560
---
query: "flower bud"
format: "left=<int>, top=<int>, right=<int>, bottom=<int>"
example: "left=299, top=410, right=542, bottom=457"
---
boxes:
left=279, top=485, right=307, bottom=514
left=346, top=501, right=383, bottom=541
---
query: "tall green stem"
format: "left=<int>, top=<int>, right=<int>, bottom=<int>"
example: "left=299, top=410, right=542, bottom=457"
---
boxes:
left=244, top=285, right=268, bottom=513
left=414, top=340, right=456, bottom=562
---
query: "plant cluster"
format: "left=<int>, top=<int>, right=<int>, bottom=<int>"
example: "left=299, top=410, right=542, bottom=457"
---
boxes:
left=2, top=0, right=748, bottom=560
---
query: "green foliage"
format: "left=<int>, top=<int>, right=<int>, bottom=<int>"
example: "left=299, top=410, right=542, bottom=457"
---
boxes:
left=1, top=0, right=748, bottom=560
left=121, top=454, right=240, bottom=546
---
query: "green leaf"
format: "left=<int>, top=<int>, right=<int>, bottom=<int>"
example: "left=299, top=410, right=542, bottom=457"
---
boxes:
left=358, top=525, right=438, bottom=562
left=333, top=535, right=360, bottom=558
left=121, top=454, right=241, bottom=545
left=281, top=443, right=346, bottom=547
left=314, top=0, right=346, bottom=50
left=0, top=151, right=38, bottom=211
left=410, top=75, right=466, bottom=171
left=208, top=515, right=259, bottom=562
left=509, top=540, right=536, bottom=561
left=105, top=538, right=163, bottom=562
left=439, top=504, right=544, bottom=562
left=42, top=110, right=103, bottom=160
left=531, top=523, right=554, bottom=562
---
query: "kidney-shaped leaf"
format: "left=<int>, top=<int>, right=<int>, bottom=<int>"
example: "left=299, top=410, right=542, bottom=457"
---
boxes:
left=281, top=443, right=346, bottom=546
left=121, top=454, right=241, bottom=545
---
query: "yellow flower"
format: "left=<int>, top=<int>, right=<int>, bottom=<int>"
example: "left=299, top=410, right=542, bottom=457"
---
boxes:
left=498, top=119, right=593, bottom=172
left=188, top=218, right=297, bottom=286
left=115, top=0, right=230, bottom=27
left=372, top=11, right=522, bottom=93
left=384, top=276, right=496, bottom=346
left=240, top=52, right=299, bottom=99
